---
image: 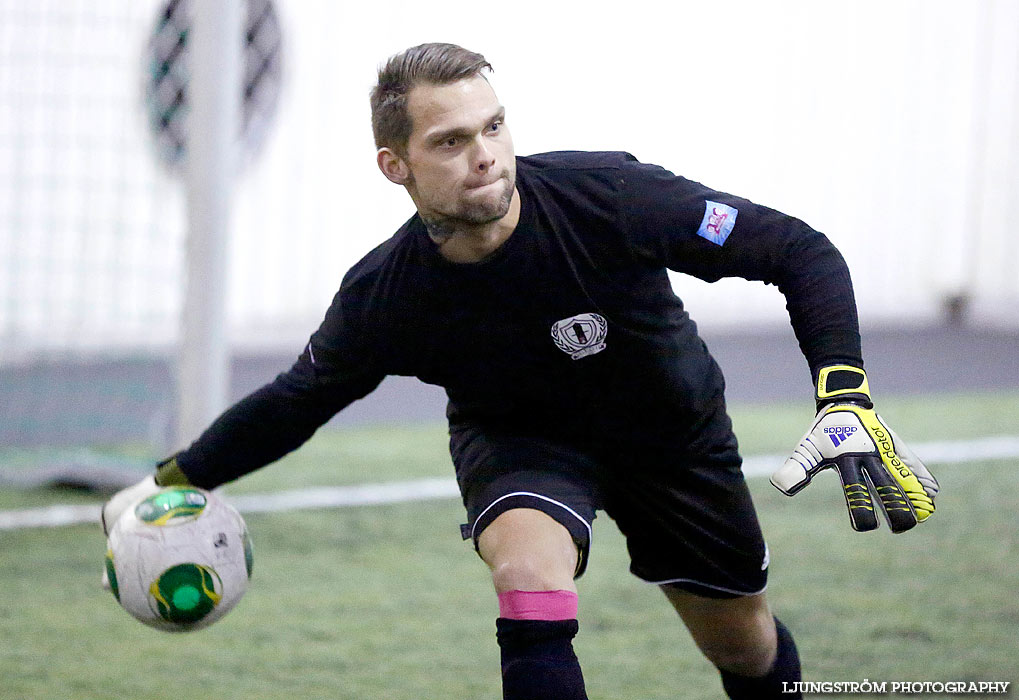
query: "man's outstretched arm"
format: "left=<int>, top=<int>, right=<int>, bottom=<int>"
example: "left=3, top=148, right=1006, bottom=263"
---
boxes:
left=620, top=157, right=940, bottom=531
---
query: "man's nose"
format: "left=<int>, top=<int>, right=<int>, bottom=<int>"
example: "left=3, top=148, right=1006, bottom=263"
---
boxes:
left=474, top=138, right=496, bottom=171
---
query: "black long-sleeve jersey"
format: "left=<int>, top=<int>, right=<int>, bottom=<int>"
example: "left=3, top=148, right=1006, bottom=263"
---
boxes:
left=174, top=151, right=863, bottom=489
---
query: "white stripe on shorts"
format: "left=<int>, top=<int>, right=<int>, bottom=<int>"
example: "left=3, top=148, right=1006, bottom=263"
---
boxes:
left=645, top=577, right=769, bottom=597
left=645, top=542, right=770, bottom=596
left=471, top=491, right=593, bottom=544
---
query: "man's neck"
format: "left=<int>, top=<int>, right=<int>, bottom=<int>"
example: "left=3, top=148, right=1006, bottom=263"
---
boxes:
left=427, top=188, right=521, bottom=263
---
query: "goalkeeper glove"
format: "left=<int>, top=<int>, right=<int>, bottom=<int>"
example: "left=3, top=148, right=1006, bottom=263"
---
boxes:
left=770, top=365, right=940, bottom=533
left=100, top=475, right=159, bottom=537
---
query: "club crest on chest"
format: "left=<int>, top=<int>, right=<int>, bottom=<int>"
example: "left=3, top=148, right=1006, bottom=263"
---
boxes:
left=551, top=313, right=608, bottom=360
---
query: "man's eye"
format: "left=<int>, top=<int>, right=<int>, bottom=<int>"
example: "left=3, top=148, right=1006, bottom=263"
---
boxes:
left=489, top=121, right=502, bottom=132
left=445, top=137, right=458, bottom=147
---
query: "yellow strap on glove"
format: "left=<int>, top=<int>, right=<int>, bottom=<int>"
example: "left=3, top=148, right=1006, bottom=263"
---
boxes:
left=770, top=365, right=940, bottom=533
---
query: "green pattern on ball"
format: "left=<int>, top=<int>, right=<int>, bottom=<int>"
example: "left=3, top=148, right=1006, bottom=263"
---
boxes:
left=172, top=585, right=201, bottom=611
left=104, top=549, right=120, bottom=601
left=149, top=563, right=221, bottom=624
left=135, top=488, right=207, bottom=526
left=241, top=527, right=254, bottom=578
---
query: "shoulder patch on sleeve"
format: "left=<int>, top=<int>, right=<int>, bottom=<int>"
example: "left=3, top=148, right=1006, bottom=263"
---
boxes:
left=696, top=200, right=738, bottom=245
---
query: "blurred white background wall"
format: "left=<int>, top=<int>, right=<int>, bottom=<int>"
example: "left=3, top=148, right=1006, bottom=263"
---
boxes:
left=2, top=0, right=1018, bottom=361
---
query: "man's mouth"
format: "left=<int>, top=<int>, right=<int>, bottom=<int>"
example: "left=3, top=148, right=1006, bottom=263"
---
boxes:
left=465, top=173, right=504, bottom=191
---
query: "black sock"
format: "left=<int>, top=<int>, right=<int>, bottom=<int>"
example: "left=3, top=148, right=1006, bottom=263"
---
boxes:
left=496, top=618, right=588, bottom=700
left=719, top=617, right=802, bottom=700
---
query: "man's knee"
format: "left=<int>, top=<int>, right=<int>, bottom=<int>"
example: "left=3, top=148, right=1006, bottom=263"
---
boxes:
left=664, top=587, right=778, bottom=677
left=699, top=626, right=777, bottom=677
left=478, top=508, right=579, bottom=593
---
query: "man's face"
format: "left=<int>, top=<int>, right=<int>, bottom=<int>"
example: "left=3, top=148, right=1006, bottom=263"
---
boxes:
left=398, top=76, right=516, bottom=227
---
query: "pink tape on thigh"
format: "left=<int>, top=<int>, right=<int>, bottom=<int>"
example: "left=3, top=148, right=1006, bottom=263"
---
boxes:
left=498, top=590, right=579, bottom=621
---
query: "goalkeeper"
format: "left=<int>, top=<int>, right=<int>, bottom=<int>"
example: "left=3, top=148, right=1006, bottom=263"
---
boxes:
left=103, top=43, right=939, bottom=700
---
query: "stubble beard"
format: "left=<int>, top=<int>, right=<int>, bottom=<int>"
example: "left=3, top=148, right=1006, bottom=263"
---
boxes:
left=420, top=171, right=515, bottom=244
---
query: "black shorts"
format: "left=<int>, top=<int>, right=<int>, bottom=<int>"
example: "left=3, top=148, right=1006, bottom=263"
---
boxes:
left=449, top=416, right=768, bottom=598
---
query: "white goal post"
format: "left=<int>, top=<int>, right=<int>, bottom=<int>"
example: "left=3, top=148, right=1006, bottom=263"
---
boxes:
left=178, top=0, right=243, bottom=448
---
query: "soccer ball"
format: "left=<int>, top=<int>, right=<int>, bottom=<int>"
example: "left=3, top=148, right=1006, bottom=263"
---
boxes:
left=105, top=486, right=253, bottom=632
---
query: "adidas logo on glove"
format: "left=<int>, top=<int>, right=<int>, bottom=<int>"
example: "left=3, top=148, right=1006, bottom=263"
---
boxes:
left=823, top=425, right=857, bottom=447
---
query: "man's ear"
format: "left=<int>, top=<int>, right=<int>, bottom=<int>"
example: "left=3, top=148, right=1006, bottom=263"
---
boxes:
left=377, top=148, right=411, bottom=185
